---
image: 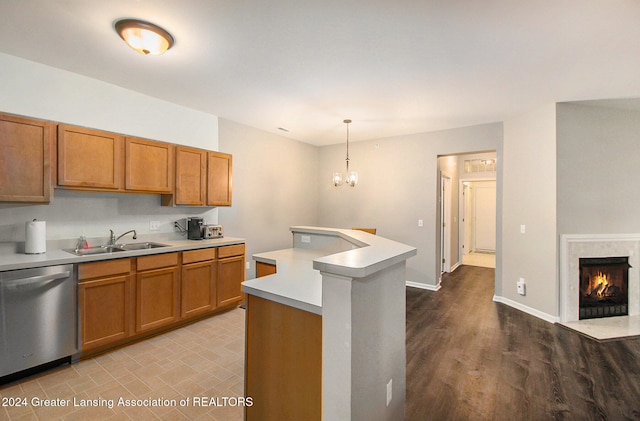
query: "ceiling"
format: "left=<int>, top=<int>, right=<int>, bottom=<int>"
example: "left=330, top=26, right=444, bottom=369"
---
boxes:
left=1, top=0, right=640, bottom=146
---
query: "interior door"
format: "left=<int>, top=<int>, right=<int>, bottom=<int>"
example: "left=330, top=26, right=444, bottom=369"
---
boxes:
left=473, top=181, right=496, bottom=252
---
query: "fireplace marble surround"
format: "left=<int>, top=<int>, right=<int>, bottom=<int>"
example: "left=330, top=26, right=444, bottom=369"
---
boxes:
left=560, top=234, right=640, bottom=340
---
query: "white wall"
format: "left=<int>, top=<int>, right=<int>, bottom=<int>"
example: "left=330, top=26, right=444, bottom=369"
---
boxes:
left=217, top=119, right=319, bottom=279
left=317, top=123, right=503, bottom=288
left=557, top=103, right=640, bottom=234
left=0, top=53, right=220, bottom=244
left=500, top=104, right=557, bottom=319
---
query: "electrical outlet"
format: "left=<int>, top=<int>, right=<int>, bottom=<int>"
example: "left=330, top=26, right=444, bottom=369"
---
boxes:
left=301, top=235, right=311, bottom=244
left=517, top=278, right=526, bottom=296
left=246, top=261, right=251, bottom=270
left=418, top=219, right=424, bottom=227
left=386, top=379, right=392, bottom=406
left=149, top=220, right=160, bottom=231
left=520, top=224, right=526, bottom=234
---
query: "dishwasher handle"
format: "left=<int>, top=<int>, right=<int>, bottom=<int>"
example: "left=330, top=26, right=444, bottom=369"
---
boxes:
left=2, top=271, right=72, bottom=288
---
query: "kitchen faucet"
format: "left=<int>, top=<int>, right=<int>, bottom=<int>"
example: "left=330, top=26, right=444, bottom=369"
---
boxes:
left=109, top=229, right=137, bottom=246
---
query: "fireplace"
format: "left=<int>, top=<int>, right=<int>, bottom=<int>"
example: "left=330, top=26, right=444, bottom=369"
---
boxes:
left=579, top=257, right=630, bottom=320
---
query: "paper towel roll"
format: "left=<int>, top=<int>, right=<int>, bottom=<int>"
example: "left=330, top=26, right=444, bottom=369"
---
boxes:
left=25, top=219, right=46, bottom=254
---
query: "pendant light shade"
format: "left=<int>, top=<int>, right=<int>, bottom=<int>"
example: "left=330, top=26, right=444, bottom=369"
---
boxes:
left=115, top=19, right=174, bottom=56
left=332, top=119, right=358, bottom=187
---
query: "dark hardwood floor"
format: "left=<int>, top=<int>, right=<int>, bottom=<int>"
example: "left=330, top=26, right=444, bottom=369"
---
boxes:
left=406, top=265, right=640, bottom=421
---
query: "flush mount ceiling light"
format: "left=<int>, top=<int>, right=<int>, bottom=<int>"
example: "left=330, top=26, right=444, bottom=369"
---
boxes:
left=115, top=19, right=174, bottom=56
left=332, top=119, right=358, bottom=187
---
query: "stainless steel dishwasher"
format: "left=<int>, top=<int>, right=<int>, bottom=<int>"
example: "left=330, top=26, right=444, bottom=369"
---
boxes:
left=0, top=264, right=79, bottom=379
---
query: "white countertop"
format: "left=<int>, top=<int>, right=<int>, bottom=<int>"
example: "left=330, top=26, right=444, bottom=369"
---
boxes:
left=0, top=237, right=245, bottom=272
left=243, top=226, right=417, bottom=315
left=245, top=248, right=325, bottom=315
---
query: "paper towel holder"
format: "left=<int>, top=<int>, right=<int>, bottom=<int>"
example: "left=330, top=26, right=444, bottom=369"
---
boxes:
left=25, top=218, right=47, bottom=255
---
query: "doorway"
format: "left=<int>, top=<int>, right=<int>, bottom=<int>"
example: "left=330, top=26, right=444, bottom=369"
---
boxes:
left=461, top=180, right=496, bottom=268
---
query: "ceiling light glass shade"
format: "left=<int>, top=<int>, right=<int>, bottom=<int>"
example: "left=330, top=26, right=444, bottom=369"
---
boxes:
left=346, top=171, right=358, bottom=187
left=115, top=19, right=174, bottom=55
left=332, top=172, right=344, bottom=187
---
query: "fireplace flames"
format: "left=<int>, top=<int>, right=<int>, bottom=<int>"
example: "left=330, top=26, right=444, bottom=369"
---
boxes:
left=586, top=272, right=610, bottom=299
left=585, top=271, right=621, bottom=300
left=579, top=257, right=629, bottom=319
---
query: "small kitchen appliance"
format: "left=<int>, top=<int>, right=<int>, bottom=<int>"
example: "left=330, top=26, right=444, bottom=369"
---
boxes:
left=204, top=225, right=224, bottom=239
left=187, top=217, right=204, bottom=240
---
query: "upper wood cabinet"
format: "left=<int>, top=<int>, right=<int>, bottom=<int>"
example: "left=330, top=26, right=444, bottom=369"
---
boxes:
left=125, top=137, right=174, bottom=193
left=173, top=146, right=207, bottom=205
left=164, top=147, right=233, bottom=207
left=0, top=113, right=54, bottom=203
left=1, top=111, right=232, bottom=204
left=207, top=151, right=233, bottom=206
left=57, top=124, right=125, bottom=191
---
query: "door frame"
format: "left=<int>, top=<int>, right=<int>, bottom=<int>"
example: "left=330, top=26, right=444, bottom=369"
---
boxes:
left=458, top=177, right=497, bottom=261
left=440, top=175, right=452, bottom=274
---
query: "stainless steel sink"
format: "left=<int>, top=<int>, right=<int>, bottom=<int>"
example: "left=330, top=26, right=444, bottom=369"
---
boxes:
left=64, top=242, right=169, bottom=256
left=65, top=245, right=125, bottom=256
left=116, top=242, right=169, bottom=251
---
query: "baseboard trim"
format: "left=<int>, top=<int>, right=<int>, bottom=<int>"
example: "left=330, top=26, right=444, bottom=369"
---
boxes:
left=406, top=280, right=441, bottom=292
left=450, top=262, right=461, bottom=272
left=492, top=295, right=559, bottom=324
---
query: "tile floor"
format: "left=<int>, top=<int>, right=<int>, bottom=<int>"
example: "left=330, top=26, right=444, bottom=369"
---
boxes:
left=461, top=251, right=496, bottom=268
left=0, top=308, right=245, bottom=421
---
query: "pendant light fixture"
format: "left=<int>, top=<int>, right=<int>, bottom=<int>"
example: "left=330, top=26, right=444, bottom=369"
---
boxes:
left=332, top=119, right=358, bottom=187
left=115, top=19, right=174, bottom=56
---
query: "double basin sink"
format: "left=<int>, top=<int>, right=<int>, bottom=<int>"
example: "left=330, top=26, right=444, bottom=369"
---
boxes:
left=65, top=242, right=169, bottom=256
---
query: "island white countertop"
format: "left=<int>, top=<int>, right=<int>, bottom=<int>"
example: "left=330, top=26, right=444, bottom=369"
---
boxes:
left=0, top=237, right=245, bottom=272
left=243, top=226, right=417, bottom=315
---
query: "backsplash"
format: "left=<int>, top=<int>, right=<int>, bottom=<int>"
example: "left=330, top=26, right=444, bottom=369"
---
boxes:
left=0, top=189, right=217, bottom=243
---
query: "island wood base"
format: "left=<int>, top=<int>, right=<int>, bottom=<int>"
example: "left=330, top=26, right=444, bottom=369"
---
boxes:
left=245, top=294, right=322, bottom=420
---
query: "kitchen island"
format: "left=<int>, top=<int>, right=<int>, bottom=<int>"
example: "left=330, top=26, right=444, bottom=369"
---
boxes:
left=243, top=226, right=416, bottom=421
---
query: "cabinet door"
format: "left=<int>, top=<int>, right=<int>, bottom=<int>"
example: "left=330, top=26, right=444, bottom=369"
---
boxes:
left=125, top=137, right=174, bottom=193
left=174, top=146, right=206, bottom=205
left=79, top=274, right=132, bottom=351
left=181, top=261, right=216, bottom=319
left=207, top=151, right=233, bottom=206
left=136, top=267, right=180, bottom=333
left=256, top=262, right=277, bottom=278
left=217, top=255, right=245, bottom=307
left=0, top=113, right=53, bottom=203
left=58, top=124, right=124, bottom=190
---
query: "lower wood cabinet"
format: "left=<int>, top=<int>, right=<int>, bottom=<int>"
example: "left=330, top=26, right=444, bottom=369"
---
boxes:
left=256, top=261, right=277, bottom=278
left=78, top=259, right=133, bottom=352
left=246, top=295, right=322, bottom=420
left=217, top=244, right=246, bottom=307
left=78, top=244, right=245, bottom=356
left=135, top=253, right=180, bottom=333
left=181, top=248, right=217, bottom=319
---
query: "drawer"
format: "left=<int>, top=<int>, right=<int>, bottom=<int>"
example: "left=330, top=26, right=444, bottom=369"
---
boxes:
left=218, top=244, right=245, bottom=259
left=183, top=248, right=216, bottom=264
left=137, top=252, right=179, bottom=271
left=79, top=259, right=132, bottom=281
